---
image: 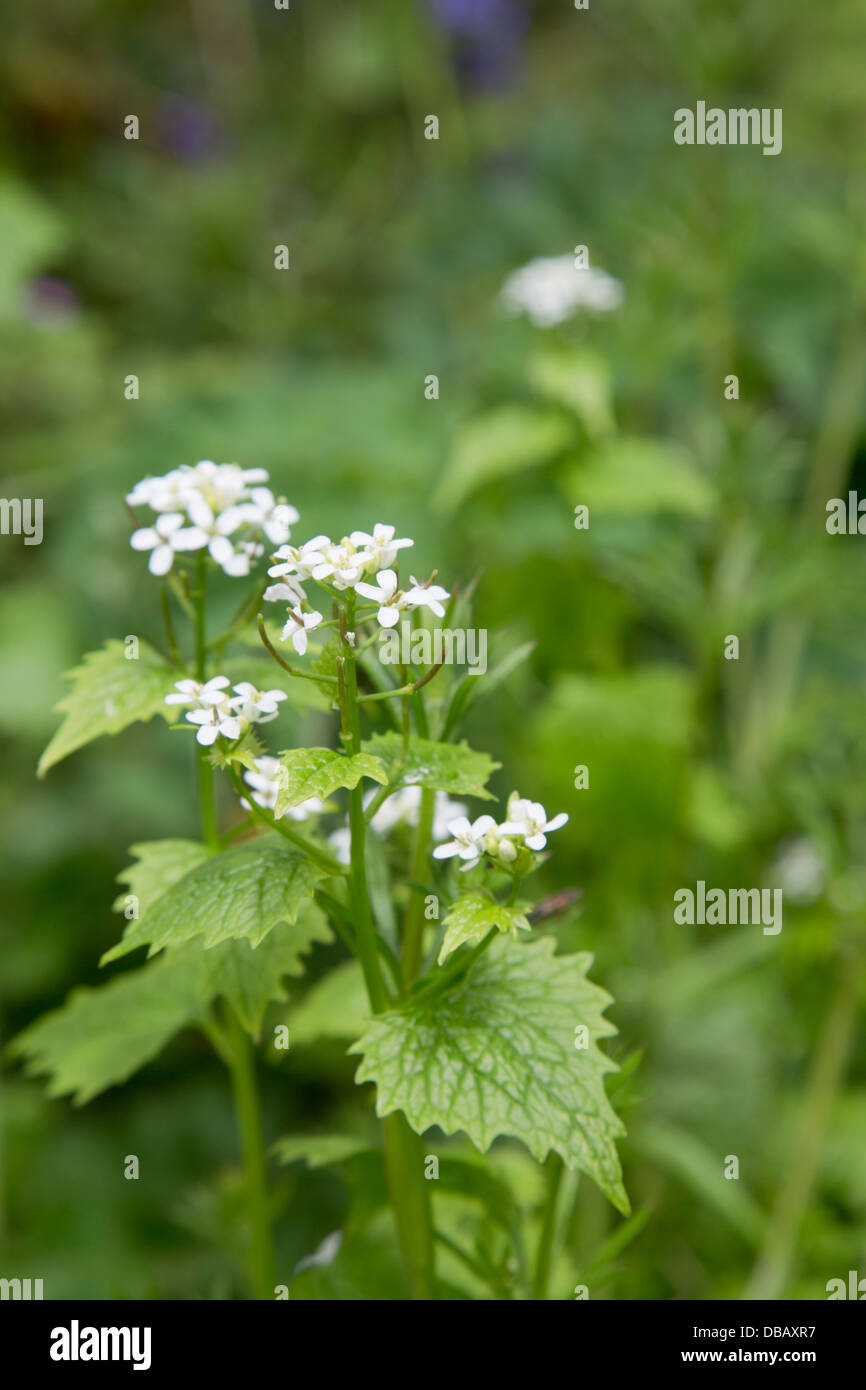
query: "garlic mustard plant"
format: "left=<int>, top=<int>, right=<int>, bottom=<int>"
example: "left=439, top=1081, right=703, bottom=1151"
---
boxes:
left=15, top=461, right=629, bottom=1300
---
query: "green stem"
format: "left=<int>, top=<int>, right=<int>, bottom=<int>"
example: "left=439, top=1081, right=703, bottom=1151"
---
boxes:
left=225, top=764, right=349, bottom=877
left=341, top=609, right=390, bottom=1014
left=224, top=1003, right=276, bottom=1300
left=532, top=1153, right=565, bottom=1300
left=341, top=600, right=435, bottom=1298
left=743, top=964, right=859, bottom=1300
left=193, top=556, right=275, bottom=1301
left=402, top=787, right=435, bottom=980
left=193, top=555, right=220, bottom=852
left=383, top=1112, right=436, bottom=1300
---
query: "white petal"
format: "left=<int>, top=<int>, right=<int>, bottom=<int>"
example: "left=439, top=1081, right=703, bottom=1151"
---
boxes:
left=130, top=527, right=158, bottom=551
left=148, top=545, right=174, bottom=575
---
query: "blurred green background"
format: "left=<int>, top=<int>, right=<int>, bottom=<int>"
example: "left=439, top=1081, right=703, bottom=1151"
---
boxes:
left=2, top=0, right=865, bottom=1299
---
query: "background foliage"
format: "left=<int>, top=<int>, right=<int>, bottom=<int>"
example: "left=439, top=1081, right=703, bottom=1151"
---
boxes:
left=1, top=0, right=865, bottom=1299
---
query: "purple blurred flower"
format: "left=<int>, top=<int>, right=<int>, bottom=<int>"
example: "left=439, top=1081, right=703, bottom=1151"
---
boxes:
left=155, top=95, right=224, bottom=162
left=23, top=277, right=81, bottom=329
left=426, top=0, right=529, bottom=91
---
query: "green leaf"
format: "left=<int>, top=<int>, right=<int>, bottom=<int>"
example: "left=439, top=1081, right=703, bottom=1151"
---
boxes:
left=116, top=840, right=330, bottom=1032
left=8, top=951, right=207, bottom=1104
left=102, top=836, right=326, bottom=963
left=112, top=839, right=212, bottom=918
left=272, top=1134, right=373, bottom=1168
left=289, top=959, right=370, bottom=1046
left=275, top=747, right=386, bottom=815
left=362, top=732, right=499, bottom=800
left=207, top=727, right=266, bottom=774
left=38, top=640, right=177, bottom=776
left=200, top=902, right=331, bottom=1033
left=527, top=346, right=615, bottom=439
left=434, top=405, right=573, bottom=513
left=438, top=891, right=530, bottom=964
left=563, top=436, right=716, bottom=517
left=351, top=937, right=629, bottom=1214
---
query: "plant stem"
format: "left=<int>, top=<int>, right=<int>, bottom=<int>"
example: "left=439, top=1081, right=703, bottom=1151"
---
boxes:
left=193, top=556, right=275, bottom=1300
left=402, top=786, right=435, bottom=980
left=193, top=555, right=220, bottom=851
left=743, top=963, right=859, bottom=1300
left=532, top=1153, right=564, bottom=1300
left=225, top=764, right=349, bottom=877
left=383, top=1112, right=436, bottom=1300
left=341, top=600, right=435, bottom=1298
left=224, top=1003, right=276, bottom=1300
left=340, top=609, right=390, bottom=1013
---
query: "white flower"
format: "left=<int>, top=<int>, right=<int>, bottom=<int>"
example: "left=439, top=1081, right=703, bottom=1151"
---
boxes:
left=230, top=487, right=299, bottom=546
left=310, top=536, right=367, bottom=589
left=365, top=786, right=468, bottom=838
left=354, top=569, right=405, bottom=627
left=230, top=682, right=288, bottom=724
left=185, top=461, right=269, bottom=512
left=404, top=575, right=450, bottom=619
left=165, top=675, right=232, bottom=709
left=129, top=512, right=208, bottom=575
left=329, top=827, right=352, bottom=865
left=500, top=255, right=624, bottom=328
left=350, top=523, right=413, bottom=573
left=127, top=463, right=299, bottom=579
left=770, top=838, right=826, bottom=905
left=432, top=814, right=498, bottom=871
left=500, top=795, right=568, bottom=851
left=269, top=530, right=330, bottom=581
left=165, top=675, right=243, bottom=744
left=280, top=606, right=323, bottom=655
left=239, top=755, right=282, bottom=813
left=264, top=578, right=307, bottom=606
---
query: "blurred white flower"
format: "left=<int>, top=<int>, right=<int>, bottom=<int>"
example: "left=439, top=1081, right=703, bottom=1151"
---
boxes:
left=129, top=512, right=208, bottom=575
left=127, top=462, right=298, bottom=579
left=770, top=838, right=826, bottom=905
left=500, top=255, right=623, bottom=328
left=329, top=827, right=352, bottom=865
left=365, top=786, right=468, bottom=837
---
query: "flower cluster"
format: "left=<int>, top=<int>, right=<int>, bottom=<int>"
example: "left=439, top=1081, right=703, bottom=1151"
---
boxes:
left=433, top=794, right=568, bottom=871
left=499, top=255, right=624, bottom=328
left=165, top=677, right=287, bottom=746
left=128, top=461, right=299, bottom=578
left=264, top=522, right=450, bottom=650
